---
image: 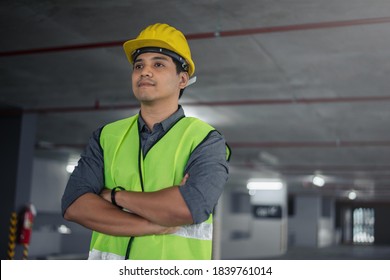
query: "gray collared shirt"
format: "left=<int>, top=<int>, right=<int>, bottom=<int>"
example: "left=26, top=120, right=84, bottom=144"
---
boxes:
left=61, top=106, right=229, bottom=224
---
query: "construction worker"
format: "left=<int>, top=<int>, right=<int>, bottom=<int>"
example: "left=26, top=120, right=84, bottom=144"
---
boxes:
left=61, top=23, right=230, bottom=260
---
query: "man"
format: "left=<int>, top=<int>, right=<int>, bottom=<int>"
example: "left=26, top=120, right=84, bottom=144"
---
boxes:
left=62, top=23, right=230, bottom=260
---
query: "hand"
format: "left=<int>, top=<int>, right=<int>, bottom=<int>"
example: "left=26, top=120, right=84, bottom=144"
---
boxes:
left=155, top=225, right=180, bottom=235
left=100, top=188, right=132, bottom=212
left=100, top=188, right=111, bottom=202
left=180, top=173, right=189, bottom=186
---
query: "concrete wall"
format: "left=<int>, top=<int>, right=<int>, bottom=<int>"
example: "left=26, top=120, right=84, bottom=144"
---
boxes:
left=28, top=156, right=90, bottom=259
left=30, top=158, right=68, bottom=213
left=220, top=176, right=288, bottom=259
left=288, top=195, right=335, bottom=248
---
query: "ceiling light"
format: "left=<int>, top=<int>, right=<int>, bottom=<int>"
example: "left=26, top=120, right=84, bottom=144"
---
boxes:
left=66, top=155, right=80, bottom=174
left=248, top=189, right=257, bottom=196
left=312, top=175, right=325, bottom=187
left=57, top=224, right=72, bottom=234
left=348, top=191, right=357, bottom=200
left=246, top=179, right=283, bottom=190
left=66, top=164, right=75, bottom=173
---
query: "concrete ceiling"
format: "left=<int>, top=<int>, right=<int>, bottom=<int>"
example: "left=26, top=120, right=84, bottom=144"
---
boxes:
left=2, top=0, right=390, bottom=201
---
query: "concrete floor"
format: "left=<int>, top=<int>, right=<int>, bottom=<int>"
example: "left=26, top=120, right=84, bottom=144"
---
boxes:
left=257, top=245, right=390, bottom=260
left=38, top=244, right=390, bottom=260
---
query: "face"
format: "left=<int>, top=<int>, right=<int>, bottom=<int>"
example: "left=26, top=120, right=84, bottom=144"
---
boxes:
left=131, top=52, right=189, bottom=105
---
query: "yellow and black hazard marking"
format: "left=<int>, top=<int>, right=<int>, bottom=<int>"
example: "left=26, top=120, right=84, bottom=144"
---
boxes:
left=22, top=244, right=29, bottom=260
left=7, top=212, right=17, bottom=260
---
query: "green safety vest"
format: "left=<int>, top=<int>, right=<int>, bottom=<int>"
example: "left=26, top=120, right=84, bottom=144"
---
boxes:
left=88, top=114, right=230, bottom=260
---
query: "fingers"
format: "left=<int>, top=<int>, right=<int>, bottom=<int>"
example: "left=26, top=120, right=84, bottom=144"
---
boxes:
left=163, top=226, right=180, bottom=234
left=180, top=173, right=190, bottom=186
left=99, top=188, right=111, bottom=202
left=155, top=225, right=180, bottom=235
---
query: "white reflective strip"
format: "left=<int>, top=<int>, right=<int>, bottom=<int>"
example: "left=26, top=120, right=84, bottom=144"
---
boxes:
left=172, top=222, right=213, bottom=240
left=88, top=249, right=125, bottom=260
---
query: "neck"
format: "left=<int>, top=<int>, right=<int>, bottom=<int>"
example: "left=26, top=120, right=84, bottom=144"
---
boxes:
left=140, top=101, right=178, bottom=131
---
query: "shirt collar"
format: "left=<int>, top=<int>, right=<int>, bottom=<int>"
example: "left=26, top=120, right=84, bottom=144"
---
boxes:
left=138, top=105, right=185, bottom=132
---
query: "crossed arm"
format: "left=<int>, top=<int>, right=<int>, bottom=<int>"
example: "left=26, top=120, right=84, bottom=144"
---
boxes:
left=62, top=128, right=228, bottom=238
left=99, top=174, right=191, bottom=227
left=64, top=175, right=192, bottom=236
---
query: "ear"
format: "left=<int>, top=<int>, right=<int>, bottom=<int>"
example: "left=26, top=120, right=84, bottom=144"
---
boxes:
left=179, top=72, right=190, bottom=89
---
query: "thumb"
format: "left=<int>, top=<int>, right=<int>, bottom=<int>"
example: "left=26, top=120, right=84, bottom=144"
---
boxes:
left=180, top=173, right=190, bottom=186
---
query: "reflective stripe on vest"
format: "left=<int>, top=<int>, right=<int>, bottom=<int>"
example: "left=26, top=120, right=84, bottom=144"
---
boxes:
left=89, top=221, right=213, bottom=260
left=89, top=249, right=125, bottom=260
left=172, top=222, right=213, bottom=240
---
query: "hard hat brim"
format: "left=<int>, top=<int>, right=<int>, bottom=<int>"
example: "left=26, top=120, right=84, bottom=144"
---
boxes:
left=123, top=38, right=195, bottom=76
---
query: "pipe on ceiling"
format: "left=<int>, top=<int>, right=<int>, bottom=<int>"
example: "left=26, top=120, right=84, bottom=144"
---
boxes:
left=1, top=16, right=390, bottom=114
left=37, top=140, right=390, bottom=151
left=1, top=94, right=390, bottom=116
left=1, top=16, right=390, bottom=57
left=229, top=140, right=390, bottom=148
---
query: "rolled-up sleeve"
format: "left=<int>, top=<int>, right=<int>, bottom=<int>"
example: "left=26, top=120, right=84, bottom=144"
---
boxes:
left=61, top=128, right=105, bottom=216
left=179, top=130, right=230, bottom=224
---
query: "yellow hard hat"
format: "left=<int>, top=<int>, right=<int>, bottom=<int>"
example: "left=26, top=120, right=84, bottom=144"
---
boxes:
left=123, top=23, right=195, bottom=76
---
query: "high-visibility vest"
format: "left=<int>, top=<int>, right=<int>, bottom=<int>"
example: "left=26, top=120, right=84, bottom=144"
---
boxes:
left=88, top=114, right=229, bottom=260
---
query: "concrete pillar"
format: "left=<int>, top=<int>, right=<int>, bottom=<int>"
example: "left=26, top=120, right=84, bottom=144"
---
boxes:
left=212, top=198, right=223, bottom=259
left=0, top=110, right=37, bottom=259
left=293, top=195, right=321, bottom=247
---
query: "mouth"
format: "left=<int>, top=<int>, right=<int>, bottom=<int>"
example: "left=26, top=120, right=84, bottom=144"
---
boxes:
left=137, top=79, right=155, bottom=87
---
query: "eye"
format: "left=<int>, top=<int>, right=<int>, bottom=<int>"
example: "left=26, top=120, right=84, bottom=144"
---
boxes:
left=133, top=63, right=143, bottom=70
left=154, top=62, right=164, bottom=68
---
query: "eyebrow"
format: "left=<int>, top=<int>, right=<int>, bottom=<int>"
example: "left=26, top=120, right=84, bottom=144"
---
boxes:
left=134, top=55, right=170, bottom=64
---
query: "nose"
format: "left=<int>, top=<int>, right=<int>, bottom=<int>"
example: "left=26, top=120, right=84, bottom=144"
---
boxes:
left=140, top=65, right=153, bottom=77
